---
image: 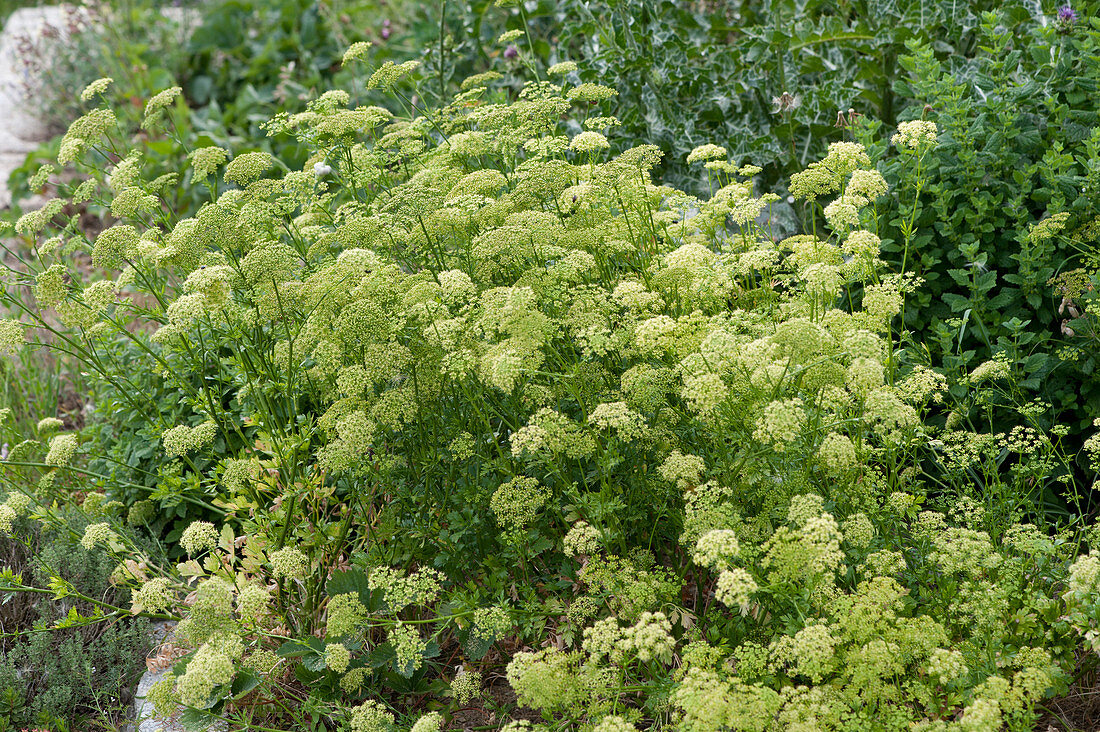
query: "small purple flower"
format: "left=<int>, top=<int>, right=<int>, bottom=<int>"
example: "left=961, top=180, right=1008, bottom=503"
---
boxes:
left=1057, top=4, right=1078, bottom=27
left=504, top=45, right=519, bottom=60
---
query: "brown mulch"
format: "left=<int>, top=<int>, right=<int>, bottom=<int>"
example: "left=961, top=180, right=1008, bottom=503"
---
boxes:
left=450, top=677, right=544, bottom=731
left=1038, top=661, right=1100, bottom=732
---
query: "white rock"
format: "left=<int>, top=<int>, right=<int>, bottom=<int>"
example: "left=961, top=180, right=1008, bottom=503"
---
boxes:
left=128, top=620, right=226, bottom=732
left=0, top=5, right=199, bottom=209
left=0, top=7, right=61, bottom=208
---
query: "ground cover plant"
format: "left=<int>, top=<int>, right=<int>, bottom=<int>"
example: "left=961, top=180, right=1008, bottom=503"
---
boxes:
left=3, top=5, right=1100, bottom=732
left=0, top=500, right=151, bottom=730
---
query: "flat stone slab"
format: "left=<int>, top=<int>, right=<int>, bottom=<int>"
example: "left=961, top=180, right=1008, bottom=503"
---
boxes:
left=0, top=6, right=62, bottom=208
left=129, top=620, right=226, bottom=732
left=0, top=5, right=197, bottom=210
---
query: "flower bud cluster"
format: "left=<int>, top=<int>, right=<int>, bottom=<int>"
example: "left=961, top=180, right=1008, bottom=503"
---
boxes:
left=368, top=566, right=445, bottom=611
left=162, top=421, right=217, bottom=458
left=490, top=476, right=549, bottom=533
left=180, top=521, right=219, bottom=556
left=270, top=547, right=310, bottom=579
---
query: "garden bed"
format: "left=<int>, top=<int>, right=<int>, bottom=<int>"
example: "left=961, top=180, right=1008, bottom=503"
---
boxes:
left=2, top=2, right=1100, bottom=731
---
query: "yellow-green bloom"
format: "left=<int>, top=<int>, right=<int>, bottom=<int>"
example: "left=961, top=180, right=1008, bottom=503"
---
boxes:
left=325, top=642, right=351, bottom=673
left=180, top=520, right=219, bottom=556
left=892, top=120, right=938, bottom=149
left=224, top=151, right=274, bottom=186
left=271, top=547, right=310, bottom=579
left=80, top=77, right=113, bottom=102
left=142, top=86, right=183, bottom=129
left=547, top=61, right=577, bottom=76
left=188, top=146, right=230, bottom=182
left=342, top=41, right=372, bottom=65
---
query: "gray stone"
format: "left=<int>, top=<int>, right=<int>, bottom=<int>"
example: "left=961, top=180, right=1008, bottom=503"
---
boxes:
left=0, top=7, right=60, bottom=208
left=129, top=620, right=226, bottom=732
left=0, top=5, right=199, bottom=209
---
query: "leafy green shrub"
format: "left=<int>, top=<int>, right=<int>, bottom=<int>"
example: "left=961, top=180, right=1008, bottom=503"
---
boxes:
left=0, top=42, right=1097, bottom=732
left=7, top=0, right=387, bottom=217
left=415, top=1, right=1057, bottom=199
left=82, top=336, right=254, bottom=544
left=0, top=502, right=149, bottom=731
left=865, top=9, right=1100, bottom=443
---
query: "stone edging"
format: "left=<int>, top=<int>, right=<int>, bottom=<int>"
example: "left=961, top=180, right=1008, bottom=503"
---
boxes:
left=129, top=620, right=226, bottom=732
left=0, top=7, right=59, bottom=209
